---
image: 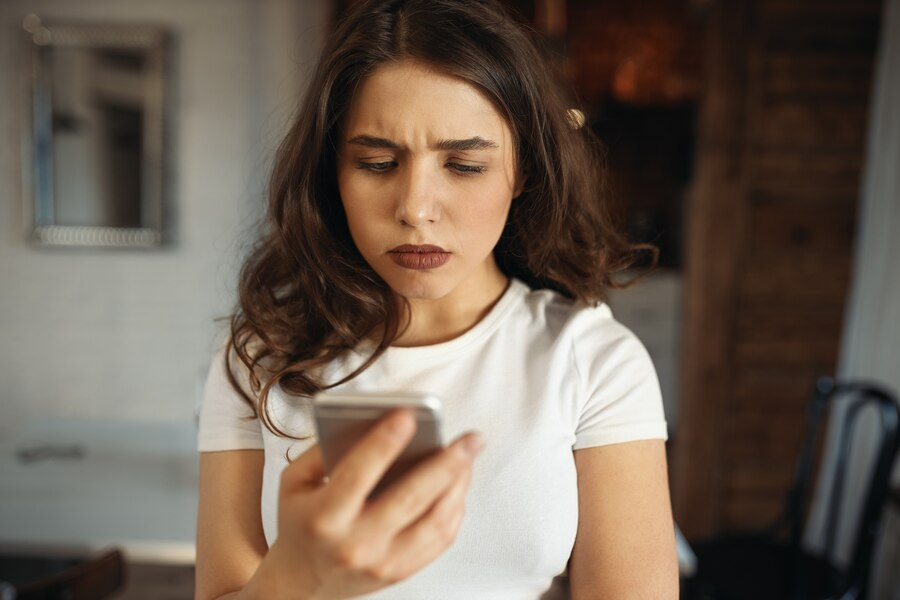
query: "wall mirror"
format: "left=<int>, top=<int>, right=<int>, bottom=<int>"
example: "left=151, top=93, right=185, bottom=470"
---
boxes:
left=23, top=16, right=170, bottom=247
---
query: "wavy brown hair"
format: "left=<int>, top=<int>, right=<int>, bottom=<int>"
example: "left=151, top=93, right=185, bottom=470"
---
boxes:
left=227, top=0, right=656, bottom=434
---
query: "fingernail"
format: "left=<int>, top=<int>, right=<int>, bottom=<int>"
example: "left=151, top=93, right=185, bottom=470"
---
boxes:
left=459, top=433, right=485, bottom=458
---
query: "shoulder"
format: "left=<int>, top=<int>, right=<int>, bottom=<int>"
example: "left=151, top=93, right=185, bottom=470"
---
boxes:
left=206, top=342, right=257, bottom=398
left=198, top=342, right=266, bottom=452
left=515, top=283, right=647, bottom=365
left=510, top=282, right=666, bottom=445
left=515, top=282, right=659, bottom=403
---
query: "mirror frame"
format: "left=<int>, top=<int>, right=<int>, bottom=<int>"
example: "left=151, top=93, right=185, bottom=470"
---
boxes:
left=22, top=18, right=171, bottom=248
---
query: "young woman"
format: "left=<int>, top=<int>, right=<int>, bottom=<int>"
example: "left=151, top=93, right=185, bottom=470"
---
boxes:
left=196, top=0, right=679, bottom=598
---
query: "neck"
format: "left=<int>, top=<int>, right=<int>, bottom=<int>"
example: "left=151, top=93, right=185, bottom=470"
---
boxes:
left=392, top=274, right=510, bottom=347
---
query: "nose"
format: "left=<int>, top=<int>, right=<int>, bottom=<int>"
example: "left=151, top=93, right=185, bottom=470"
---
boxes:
left=395, top=160, right=441, bottom=227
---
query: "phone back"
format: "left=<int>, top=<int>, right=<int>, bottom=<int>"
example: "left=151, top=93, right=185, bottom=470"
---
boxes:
left=313, top=392, right=444, bottom=495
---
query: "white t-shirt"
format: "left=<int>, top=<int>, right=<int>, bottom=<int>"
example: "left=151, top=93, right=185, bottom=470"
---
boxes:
left=198, top=279, right=667, bottom=599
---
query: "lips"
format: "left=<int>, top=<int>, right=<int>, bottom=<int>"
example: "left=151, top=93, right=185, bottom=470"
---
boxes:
left=388, top=244, right=451, bottom=270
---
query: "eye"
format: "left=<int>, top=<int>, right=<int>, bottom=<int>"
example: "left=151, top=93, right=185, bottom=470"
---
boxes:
left=356, top=160, right=397, bottom=173
left=447, top=162, right=486, bottom=175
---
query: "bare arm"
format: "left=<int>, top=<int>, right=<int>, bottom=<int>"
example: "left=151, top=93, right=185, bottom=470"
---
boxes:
left=195, top=450, right=267, bottom=600
left=569, top=439, right=679, bottom=599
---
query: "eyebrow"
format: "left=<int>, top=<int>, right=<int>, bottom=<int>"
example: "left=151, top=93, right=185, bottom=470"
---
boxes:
left=347, top=134, right=498, bottom=152
left=436, top=137, right=498, bottom=151
left=347, top=135, right=401, bottom=149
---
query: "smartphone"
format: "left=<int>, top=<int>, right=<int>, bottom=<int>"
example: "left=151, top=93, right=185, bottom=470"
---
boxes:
left=312, top=391, right=444, bottom=496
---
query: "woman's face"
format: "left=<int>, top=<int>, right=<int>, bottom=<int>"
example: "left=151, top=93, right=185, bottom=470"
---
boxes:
left=337, top=60, right=521, bottom=306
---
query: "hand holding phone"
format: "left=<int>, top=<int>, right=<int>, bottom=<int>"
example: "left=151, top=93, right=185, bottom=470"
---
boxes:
left=262, top=404, right=484, bottom=599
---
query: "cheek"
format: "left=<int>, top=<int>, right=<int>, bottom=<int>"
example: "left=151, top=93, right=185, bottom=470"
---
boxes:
left=475, top=178, right=514, bottom=219
left=458, top=183, right=512, bottom=240
left=343, top=203, right=380, bottom=252
left=339, top=171, right=393, bottom=219
left=337, top=182, right=374, bottom=254
left=339, top=175, right=377, bottom=230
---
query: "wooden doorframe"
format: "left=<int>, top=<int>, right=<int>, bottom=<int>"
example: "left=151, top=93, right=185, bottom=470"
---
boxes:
left=671, top=0, right=752, bottom=539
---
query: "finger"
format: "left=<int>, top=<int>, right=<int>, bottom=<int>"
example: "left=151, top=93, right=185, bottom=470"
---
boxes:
left=326, top=409, right=417, bottom=508
left=378, top=464, right=473, bottom=582
left=361, top=432, right=483, bottom=537
left=279, top=443, right=327, bottom=494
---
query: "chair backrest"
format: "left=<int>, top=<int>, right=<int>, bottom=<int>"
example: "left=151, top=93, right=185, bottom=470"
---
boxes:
left=784, top=378, right=900, bottom=600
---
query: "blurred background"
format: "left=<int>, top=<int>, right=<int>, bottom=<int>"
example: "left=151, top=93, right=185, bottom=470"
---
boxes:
left=0, top=0, right=898, bottom=598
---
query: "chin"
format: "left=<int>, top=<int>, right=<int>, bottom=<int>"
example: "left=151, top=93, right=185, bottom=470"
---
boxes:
left=380, top=269, right=458, bottom=301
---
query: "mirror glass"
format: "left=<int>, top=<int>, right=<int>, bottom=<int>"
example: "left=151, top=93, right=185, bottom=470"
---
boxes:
left=25, top=18, right=169, bottom=247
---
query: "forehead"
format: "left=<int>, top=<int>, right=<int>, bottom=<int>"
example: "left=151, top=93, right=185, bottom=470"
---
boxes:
left=342, top=60, right=511, bottom=143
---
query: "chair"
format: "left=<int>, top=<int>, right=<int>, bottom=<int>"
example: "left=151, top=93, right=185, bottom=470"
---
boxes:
left=0, top=548, right=125, bottom=600
left=683, top=377, right=900, bottom=600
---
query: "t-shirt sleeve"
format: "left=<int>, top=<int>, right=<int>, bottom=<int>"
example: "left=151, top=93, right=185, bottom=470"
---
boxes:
left=572, top=308, right=668, bottom=449
left=197, top=346, right=265, bottom=452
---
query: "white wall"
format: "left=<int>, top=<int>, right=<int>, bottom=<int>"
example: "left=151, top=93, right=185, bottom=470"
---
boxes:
left=0, top=0, right=330, bottom=424
left=607, top=271, right=682, bottom=432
